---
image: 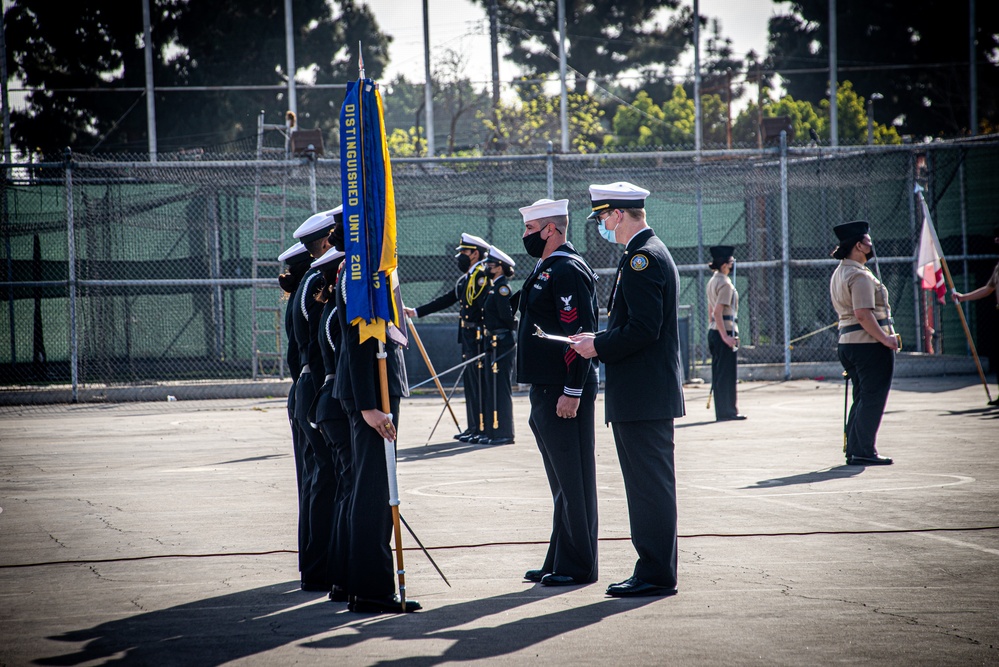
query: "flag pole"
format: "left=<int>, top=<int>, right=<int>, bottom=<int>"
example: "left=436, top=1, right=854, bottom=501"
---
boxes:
left=377, top=341, right=407, bottom=611
left=407, top=315, right=462, bottom=431
left=916, top=187, right=992, bottom=402
left=939, top=256, right=992, bottom=402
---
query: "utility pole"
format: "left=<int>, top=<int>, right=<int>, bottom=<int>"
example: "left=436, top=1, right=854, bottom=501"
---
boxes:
left=423, top=0, right=435, bottom=156
left=284, top=0, right=297, bottom=119
left=693, top=0, right=702, bottom=154
left=142, top=0, right=158, bottom=161
left=969, top=0, right=978, bottom=135
left=828, top=0, right=838, bottom=147
left=558, top=0, right=568, bottom=152
left=489, top=0, right=500, bottom=109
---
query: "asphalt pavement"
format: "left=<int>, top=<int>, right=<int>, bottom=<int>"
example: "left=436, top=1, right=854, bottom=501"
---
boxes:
left=1, top=376, right=997, bottom=666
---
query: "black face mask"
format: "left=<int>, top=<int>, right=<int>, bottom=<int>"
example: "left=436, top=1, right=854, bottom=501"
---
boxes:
left=864, top=250, right=874, bottom=261
left=522, top=230, right=546, bottom=258
left=457, top=254, right=472, bottom=273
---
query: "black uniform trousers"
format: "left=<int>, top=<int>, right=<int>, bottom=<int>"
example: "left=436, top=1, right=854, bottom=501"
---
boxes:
left=529, top=383, right=598, bottom=583
left=838, top=343, right=894, bottom=459
left=287, top=379, right=306, bottom=572
left=317, top=406, right=352, bottom=590
left=344, top=396, right=401, bottom=599
left=461, top=327, right=485, bottom=434
left=611, top=418, right=678, bottom=589
left=708, top=329, right=739, bottom=420
left=486, top=334, right=516, bottom=440
left=294, top=374, right=336, bottom=588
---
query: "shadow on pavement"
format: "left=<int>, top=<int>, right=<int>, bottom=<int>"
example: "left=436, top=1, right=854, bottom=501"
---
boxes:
left=31, top=580, right=650, bottom=666
left=308, top=587, right=661, bottom=666
left=744, top=465, right=863, bottom=489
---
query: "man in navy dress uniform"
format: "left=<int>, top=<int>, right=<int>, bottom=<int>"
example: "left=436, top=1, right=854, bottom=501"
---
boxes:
left=516, top=198, right=600, bottom=587
left=573, top=182, right=686, bottom=598
left=405, top=233, right=491, bottom=443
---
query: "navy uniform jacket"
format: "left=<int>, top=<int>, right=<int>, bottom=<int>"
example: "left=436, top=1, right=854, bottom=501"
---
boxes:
left=593, top=228, right=685, bottom=422
left=483, top=275, right=516, bottom=333
left=314, top=262, right=349, bottom=424
left=332, top=267, right=409, bottom=410
left=285, top=292, right=302, bottom=381
left=516, top=243, right=598, bottom=395
left=415, top=263, right=489, bottom=342
left=293, top=267, right=326, bottom=395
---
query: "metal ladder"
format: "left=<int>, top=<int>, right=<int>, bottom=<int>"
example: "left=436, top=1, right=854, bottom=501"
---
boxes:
left=250, top=111, right=293, bottom=380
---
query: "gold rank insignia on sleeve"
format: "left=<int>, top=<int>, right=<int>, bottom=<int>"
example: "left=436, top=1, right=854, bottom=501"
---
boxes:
left=498, top=285, right=511, bottom=296
left=630, top=254, right=649, bottom=271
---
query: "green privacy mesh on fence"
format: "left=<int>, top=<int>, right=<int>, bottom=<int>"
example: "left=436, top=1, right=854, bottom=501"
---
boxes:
left=2, top=139, right=998, bottom=397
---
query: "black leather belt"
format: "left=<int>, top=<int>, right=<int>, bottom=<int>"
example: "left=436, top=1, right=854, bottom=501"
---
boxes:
left=722, top=315, right=737, bottom=322
left=486, top=328, right=511, bottom=336
left=460, top=320, right=481, bottom=329
left=839, top=317, right=893, bottom=335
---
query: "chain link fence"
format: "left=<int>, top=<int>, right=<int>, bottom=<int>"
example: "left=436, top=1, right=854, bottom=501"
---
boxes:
left=3, top=138, right=998, bottom=404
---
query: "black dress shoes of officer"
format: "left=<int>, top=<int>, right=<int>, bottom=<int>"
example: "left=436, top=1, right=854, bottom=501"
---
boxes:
left=349, top=594, right=422, bottom=613
left=524, top=569, right=548, bottom=583
left=328, top=586, right=348, bottom=602
left=488, top=437, right=514, bottom=445
left=540, top=574, right=578, bottom=586
left=453, top=430, right=472, bottom=441
left=847, top=455, right=893, bottom=465
left=458, top=431, right=482, bottom=443
left=717, top=414, right=747, bottom=421
left=605, top=577, right=677, bottom=598
left=300, top=580, right=331, bottom=592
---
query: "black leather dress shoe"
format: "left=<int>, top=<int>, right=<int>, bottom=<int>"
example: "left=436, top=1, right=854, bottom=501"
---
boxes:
left=605, top=577, right=677, bottom=598
left=458, top=432, right=482, bottom=443
left=718, top=414, right=747, bottom=421
left=541, top=574, right=578, bottom=586
left=300, top=580, right=331, bottom=592
left=349, top=594, right=422, bottom=613
left=488, top=437, right=514, bottom=445
left=473, top=436, right=491, bottom=445
left=524, top=569, right=548, bottom=582
left=847, top=455, right=893, bottom=465
left=453, top=430, right=473, bottom=441
left=328, top=586, right=348, bottom=602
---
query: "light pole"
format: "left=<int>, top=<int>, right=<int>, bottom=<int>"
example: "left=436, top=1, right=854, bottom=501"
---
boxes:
left=867, top=92, right=883, bottom=145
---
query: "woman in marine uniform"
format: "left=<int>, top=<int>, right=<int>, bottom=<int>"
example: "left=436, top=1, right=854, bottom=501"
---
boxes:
left=829, top=220, right=898, bottom=466
left=706, top=245, right=745, bottom=421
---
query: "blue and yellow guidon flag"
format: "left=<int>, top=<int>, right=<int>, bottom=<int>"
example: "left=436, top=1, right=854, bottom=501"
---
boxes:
left=340, top=78, right=405, bottom=345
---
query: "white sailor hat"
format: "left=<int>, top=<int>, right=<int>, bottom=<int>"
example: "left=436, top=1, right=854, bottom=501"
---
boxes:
left=454, top=232, right=490, bottom=256
left=277, top=241, right=311, bottom=264
left=293, top=205, right=343, bottom=244
left=587, top=182, right=650, bottom=219
left=519, top=198, right=569, bottom=223
left=310, top=248, right=346, bottom=269
left=485, top=245, right=515, bottom=268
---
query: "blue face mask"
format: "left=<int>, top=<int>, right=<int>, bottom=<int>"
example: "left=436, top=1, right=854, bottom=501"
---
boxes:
left=598, top=219, right=617, bottom=243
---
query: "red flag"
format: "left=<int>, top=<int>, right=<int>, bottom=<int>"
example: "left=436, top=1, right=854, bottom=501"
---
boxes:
left=916, top=191, right=946, bottom=305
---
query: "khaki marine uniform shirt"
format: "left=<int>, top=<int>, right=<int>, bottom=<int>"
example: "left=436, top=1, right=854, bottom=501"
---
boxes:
left=706, top=271, right=739, bottom=335
left=830, top=259, right=892, bottom=344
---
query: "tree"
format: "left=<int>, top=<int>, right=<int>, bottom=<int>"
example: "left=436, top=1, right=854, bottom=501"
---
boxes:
left=609, top=86, right=701, bottom=149
left=473, top=0, right=693, bottom=95
left=765, top=0, right=999, bottom=138
left=731, top=81, right=901, bottom=146
left=3, top=0, right=391, bottom=157
left=481, top=82, right=605, bottom=154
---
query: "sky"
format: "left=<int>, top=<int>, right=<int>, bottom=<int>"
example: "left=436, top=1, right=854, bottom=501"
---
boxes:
left=362, top=0, right=782, bottom=88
